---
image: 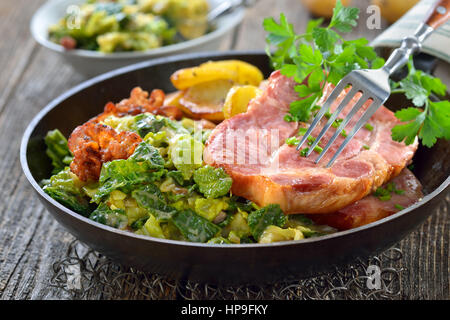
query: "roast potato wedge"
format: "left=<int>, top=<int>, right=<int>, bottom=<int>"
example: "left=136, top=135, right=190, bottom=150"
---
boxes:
left=170, top=60, right=264, bottom=90
left=223, top=85, right=262, bottom=119
left=164, top=90, right=184, bottom=107
left=177, top=79, right=235, bottom=122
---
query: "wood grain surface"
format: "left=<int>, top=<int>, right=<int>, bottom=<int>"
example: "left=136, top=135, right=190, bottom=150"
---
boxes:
left=0, top=0, right=448, bottom=300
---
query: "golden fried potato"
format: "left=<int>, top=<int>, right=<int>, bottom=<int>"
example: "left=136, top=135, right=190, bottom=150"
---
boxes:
left=300, top=0, right=351, bottom=18
left=164, top=90, right=184, bottom=107
left=223, top=85, right=262, bottom=119
left=177, top=79, right=235, bottom=122
left=371, top=0, right=418, bottom=23
left=170, top=60, right=264, bottom=90
left=155, top=105, right=183, bottom=120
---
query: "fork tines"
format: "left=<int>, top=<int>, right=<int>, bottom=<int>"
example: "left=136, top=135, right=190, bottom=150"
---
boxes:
left=296, top=75, right=382, bottom=168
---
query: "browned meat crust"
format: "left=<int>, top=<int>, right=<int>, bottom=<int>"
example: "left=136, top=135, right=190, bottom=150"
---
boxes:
left=204, top=71, right=418, bottom=214
left=308, top=168, right=423, bottom=230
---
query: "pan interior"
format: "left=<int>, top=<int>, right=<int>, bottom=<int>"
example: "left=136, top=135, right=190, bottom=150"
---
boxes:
left=26, top=53, right=450, bottom=209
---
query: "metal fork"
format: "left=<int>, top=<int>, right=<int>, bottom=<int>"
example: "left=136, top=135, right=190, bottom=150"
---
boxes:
left=296, top=0, right=450, bottom=168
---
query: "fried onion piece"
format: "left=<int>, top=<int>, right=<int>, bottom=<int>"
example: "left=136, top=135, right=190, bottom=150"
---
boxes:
left=116, top=87, right=165, bottom=116
left=154, top=105, right=183, bottom=120
left=68, top=122, right=142, bottom=182
left=67, top=87, right=173, bottom=181
left=94, top=88, right=166, bottom=123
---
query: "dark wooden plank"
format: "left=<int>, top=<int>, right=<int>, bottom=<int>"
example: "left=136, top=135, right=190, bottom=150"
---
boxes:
left=399, top=196, right=449, bottom=299
left=0, top=0, right=447, bottom=300
left=234, top=0, right=388, bottom=51
left=0, top=47, right=85, bottom=299
left=0, top=0, right=45, bottom=115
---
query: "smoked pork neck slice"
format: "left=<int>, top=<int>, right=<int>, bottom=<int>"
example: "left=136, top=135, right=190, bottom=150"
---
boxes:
left=203, top=71, right=418, bottom=214
left=308, top=168, right=423, bottom=229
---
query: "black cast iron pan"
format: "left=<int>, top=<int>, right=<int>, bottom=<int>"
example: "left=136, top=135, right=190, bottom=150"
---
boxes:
left=20, top=51, right=450, bottom=285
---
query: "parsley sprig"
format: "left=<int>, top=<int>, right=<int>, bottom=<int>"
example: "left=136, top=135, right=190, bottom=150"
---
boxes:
left=390, top=58, right=450, bottom=147
left=263, top=0, right=450, bottom=149
left=263, top=1, right=384, bottom=122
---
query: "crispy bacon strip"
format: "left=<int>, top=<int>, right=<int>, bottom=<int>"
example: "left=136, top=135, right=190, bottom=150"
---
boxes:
left=93, top=87, right=182, bottom=122
left=67, top=87, right=180, bottom=181
left=68, top=122, right=142, bottom=182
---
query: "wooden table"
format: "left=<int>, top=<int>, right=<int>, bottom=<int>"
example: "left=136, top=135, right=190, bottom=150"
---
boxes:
left=0, top=0, right=448, bottom=300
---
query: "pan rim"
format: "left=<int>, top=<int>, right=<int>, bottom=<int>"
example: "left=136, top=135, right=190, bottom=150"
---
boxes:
left=20, top=50, right=450, bottom=249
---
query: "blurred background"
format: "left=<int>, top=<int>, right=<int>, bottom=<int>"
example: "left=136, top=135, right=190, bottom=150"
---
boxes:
left=0, top=0, right=449, bottom=300
left=3, top=0, right=448, bottom=105
left=2, top=0, right=432, bottom=80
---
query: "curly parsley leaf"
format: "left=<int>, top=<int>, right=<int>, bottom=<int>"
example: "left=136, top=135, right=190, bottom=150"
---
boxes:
left=328, top=0, right=359, bottom=32
left=264, top=1, right=448, bottom=148
left=263, top=13, right=297, bottom=70
left=391, top=110, right=426, bottom=146
left=394, top=107, right=422, bottom=122
left=399, top=78, right=428, bottom=107
left=263, top=1, right=383, bottom=122
left=421, top=101, right=450, bottom=146
left=394, top=59, right=447, bottom=107
left=391, top=59, right=450, bottom=148
left=430, top=101, right=450, bottom=140
left=312, top=27, right=340, bottom=54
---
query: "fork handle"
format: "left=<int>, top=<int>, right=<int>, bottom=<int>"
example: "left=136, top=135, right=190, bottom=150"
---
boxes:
left=382, top=0, right=450, bottom=75
left=424, top=0, right=450, bottom=29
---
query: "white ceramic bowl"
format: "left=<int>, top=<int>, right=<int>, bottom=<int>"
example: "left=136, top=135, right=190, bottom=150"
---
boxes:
left=31, top=0, right=245, bottom=77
